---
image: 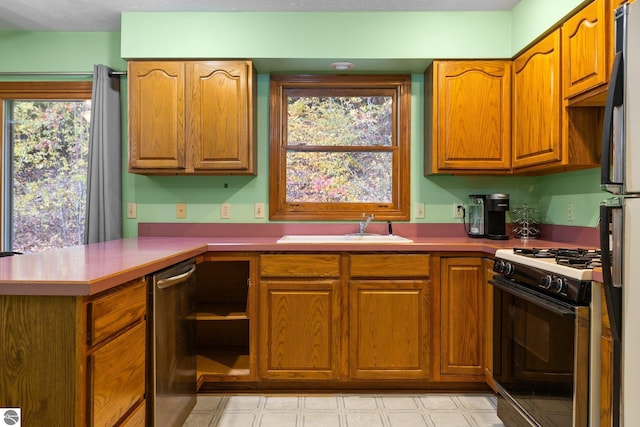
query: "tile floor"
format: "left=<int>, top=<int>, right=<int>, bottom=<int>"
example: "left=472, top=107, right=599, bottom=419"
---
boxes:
left=183, top=393, right=505, bottom=427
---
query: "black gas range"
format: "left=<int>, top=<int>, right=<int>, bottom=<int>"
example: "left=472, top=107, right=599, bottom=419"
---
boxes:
left=491, top=248, right=598, bottom=427
left=493, top=247, right=598, bottom=306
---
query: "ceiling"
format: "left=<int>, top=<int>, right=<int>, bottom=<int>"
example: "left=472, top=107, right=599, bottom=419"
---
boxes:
left=0, top=0, right=521, bottom=32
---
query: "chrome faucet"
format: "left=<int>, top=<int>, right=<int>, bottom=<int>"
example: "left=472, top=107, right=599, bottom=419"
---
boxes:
left=359, top=213, right=374, bottom=235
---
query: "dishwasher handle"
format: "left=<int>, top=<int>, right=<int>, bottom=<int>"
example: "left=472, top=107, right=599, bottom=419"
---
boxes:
left=156, top=264, right=196, bottom=290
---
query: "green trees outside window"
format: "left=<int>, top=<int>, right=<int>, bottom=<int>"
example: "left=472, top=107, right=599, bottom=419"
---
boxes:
left=269, top=75, right=411, bottom=221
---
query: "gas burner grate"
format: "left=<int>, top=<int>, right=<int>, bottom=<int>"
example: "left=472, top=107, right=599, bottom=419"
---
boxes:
left=513, top=248, right=554, bottom=257
left=513, top=247, right=602, bottom=269
left=556, top=256, right=596, bottom=269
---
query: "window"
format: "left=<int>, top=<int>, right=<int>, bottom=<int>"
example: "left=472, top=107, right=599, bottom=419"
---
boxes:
left=0, top=82, right=92, bottom=253
left=269, top=74, right=411, bottom=221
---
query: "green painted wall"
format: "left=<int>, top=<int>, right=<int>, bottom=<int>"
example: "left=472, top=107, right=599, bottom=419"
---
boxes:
left=511, top=0, right=591, bottom=53
left=0, top=32, right=125, bottom=73
left=0, top=0, right=605, bottom=239
left=120, top=11, right=512, bottom=62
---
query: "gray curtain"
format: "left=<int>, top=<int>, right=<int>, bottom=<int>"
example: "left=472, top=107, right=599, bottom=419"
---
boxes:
left=84, top=64, right=122, bottom=244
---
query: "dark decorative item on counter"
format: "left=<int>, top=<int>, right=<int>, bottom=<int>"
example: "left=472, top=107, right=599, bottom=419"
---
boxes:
left=511, top=204, right=540, bottom=239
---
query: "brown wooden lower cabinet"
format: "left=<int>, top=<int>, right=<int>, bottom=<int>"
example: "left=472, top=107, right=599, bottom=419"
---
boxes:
left=436, top=256, right=486, bottom=381
left=483, top=257, right=497, bottom=391
left=256, top=253, right=434, bottom=383
left=195, top=254, right=257, bottom=384
left=258, top=253, right=342, bottom=380
left=88, top=321, right=146, bottom=427
left=259, top=278, right=342, bottom=379
left=205, top=252, right=493, bottom=390
left=349, top=279, right=430, bottom=379
left=0, top=277, right=146, bottom=427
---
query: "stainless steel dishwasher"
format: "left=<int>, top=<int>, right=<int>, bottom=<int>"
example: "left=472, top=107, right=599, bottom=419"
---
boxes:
left=149, top=259, right=197, bottom=427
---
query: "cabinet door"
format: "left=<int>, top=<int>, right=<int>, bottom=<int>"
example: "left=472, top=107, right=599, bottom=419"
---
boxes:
left=512, top=30, right=562, bottom=169
left=128, top=61, right=185, bottom=170
left=439, top=257, right=484, bottom=378
left=482, top=258, right=497, bottom=391
left=349, top=279, right=430, bottom=379
left=563, top=0, right=607, bottom=98
left=259, top=279, right=341, bottom=380
left=426, top=60, right=511, bottom=173
left=89, top=321, right=146, bottom=427
left=188, top=61, right=256, bottom=174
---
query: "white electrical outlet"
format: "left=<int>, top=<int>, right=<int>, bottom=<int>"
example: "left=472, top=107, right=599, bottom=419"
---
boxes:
left=221, top=203, right=231, bottom=219
left=567, top=202, right=575, bottom=221
left=415, top=202, right=425, bottom=219
left=176, top=203, right=187, bottom=219
left=126, top=202, right=137, bottom=219
left=453, top=203, right=464, bottom=219
left=254, top=202, right=265, bottom=219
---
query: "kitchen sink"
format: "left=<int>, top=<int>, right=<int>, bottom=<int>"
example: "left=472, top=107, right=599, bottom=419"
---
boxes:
left=276, top=234, right=414, bottom=244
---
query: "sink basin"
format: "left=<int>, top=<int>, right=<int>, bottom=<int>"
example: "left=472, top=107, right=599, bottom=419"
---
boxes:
left=276, top=234, right=414, bottom=244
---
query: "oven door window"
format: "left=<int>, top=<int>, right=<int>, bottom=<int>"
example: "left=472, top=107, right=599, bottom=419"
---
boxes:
left=493, top=287, right=575, bottom=426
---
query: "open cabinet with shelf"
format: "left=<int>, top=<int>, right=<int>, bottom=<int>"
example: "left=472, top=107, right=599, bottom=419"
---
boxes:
left=195, top=254, right=256, bottom=386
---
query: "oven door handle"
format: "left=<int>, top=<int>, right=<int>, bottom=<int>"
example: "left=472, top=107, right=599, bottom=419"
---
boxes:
left=489, top=278, right=576, bottom=318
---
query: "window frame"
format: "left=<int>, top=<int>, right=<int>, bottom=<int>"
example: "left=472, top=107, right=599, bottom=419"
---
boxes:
left=0, top=81, right=92, bottom=250
left=269, top=74, right=411, bottom=221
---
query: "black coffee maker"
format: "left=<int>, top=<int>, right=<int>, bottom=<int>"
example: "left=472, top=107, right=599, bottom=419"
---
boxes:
left=467, top=193, right=510, bottom=240
left=485, top=193, right=510, bottom=240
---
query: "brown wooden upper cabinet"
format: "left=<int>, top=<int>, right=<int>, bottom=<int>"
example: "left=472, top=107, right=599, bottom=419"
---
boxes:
left=424, top=60, right=511, bottom=175
left=128, top=60, right=257, bottom=175
left=564, top=0, right=627, bottom=106
left=512, top=28, right=602, bottom=174
left=512, top=30, right=563, bottom=170
left=562, top=0, right=607, bottom=100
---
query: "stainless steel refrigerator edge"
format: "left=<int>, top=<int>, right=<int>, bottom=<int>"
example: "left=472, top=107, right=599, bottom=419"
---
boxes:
left=600, top=2, right=640, bottom=426
left=148, top=259, right=197, bottom=427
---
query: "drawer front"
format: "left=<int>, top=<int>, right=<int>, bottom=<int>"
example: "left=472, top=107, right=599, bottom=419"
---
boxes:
left=89, top=320, right=146, bottom=427
left=87, top=278, right=146, bottom=346
left=350, top=254, right=430, bottom=278
left=260, top=254, right=340, bottom=277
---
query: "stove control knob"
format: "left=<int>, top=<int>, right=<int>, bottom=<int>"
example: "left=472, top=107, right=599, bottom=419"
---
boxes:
left=503, top=262, right=515, bottom=276
left=494, top=260, right=514, bottom=276
left=540, top=275, right=553, bottom=289
left=551, top=277, right=566, bottom=294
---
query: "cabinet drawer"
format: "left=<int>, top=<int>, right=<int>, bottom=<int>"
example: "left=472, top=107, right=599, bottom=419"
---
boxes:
left=260, top=254, right=340, bottom=277
left=89, top=321, right=146, bottom=427
left=87, top=278, right=146, bottom=346
left=350, top=254, right=430, bottom=278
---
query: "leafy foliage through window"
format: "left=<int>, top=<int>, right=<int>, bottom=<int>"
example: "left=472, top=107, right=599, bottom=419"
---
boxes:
left=1, top=82, right=92, bottom=253
left=269, top=75, right=411, bottom=220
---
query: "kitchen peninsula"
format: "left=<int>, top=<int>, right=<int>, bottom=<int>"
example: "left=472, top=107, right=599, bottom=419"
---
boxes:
left=0, top=224, right=597, bottom=426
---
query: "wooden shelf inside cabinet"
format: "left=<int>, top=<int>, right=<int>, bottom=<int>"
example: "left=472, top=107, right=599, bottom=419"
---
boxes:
left=197, top=346, right=251, bottom=378
left=195, top=302, right=249, bottom=320
left=195, top=258, right=254, bottom=384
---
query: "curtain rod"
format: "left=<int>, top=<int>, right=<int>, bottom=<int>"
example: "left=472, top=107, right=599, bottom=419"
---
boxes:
left=0, top=71, right=127, bottom=77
